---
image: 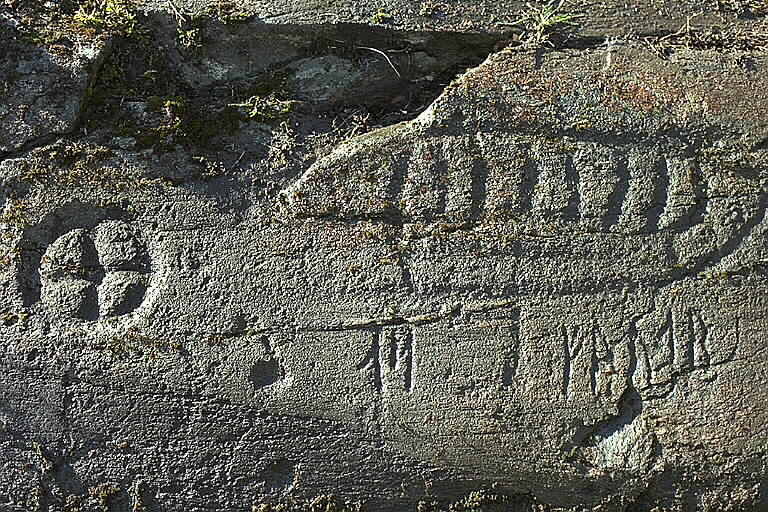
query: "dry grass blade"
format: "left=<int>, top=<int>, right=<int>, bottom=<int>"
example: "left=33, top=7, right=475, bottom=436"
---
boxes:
left=501, top=0, right=583, bottom=46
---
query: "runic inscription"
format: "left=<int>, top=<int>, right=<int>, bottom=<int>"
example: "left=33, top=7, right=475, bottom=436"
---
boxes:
left=542, top=307, right=739, bottom=401
left=347, top=303, right=741, bottom=405
left=357, top=326, right=415, bottom=393
left=561, top=322, right=617, bottom=400
left=633, top=309, right=737, bottom=398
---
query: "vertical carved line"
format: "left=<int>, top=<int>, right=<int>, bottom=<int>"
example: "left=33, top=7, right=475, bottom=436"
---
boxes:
left=501, top=333, right=520, bottom=390
left=660, top=157, right=707, bottom=230
left=531, top=150, right=572, bottom=219
left=618, top=152, right=665, bottom=233
left=604, top=153, right=629, bottom=230
left=688, top=159, right=708, bottom=227
left=476, top=135, right=530, bottom=219
left=574, top=145, right=620, bottom=229
left=692, top=313, right=710, bottom=368
left=565, top=154, right=580, bottom=221
left=680, top=311, right=696, bottom=372
left=595, top=327, right=615, bottom=398
left=357, top=331, right=383, bottom=393
left=400, top=141, right=446, bottom=222
left=589, top=324, right=602, bottom=398
left=661, top=310, right=675, bottom=377
left=590, top=341, right=599, bottom=398
left=727, top=316, right=741, bottom=362
left=388, top=331, right=398, bottom=371
left=562, top=325, right=571, bottom=398
left=561, top=325, right=582, bottom=398
left=716, top=315, right=741, bottom=365
left=386, top=153, right=408, bottom=220
left=372, top=330, right=383, bottom=393
left=627, top=321, right=640, bottom=393
left=650, top=157, right=670, bottom=231
left=499, top=309, right=521, bottom=391
left=521, top=147, right=539, bottom=214
left=501, top=358, right=517, bottom=390
left=469, top=155, right=488, bottom=223
left=633, top=329, right=652, bottom=393
left=399, top=327, right=414, bottom=393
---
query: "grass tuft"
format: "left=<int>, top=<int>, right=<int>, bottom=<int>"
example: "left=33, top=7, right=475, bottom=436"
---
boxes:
left=505, top=0, right=582, bottom=46
left=74, top=0, right=137, bottom=36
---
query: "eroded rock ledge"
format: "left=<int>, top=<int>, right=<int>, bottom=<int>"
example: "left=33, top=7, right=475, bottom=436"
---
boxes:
left=1, top=1, right=767, bottom=511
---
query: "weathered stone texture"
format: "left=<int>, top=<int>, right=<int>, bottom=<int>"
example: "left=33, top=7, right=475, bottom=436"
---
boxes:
left=0, top=12, right=109, bottom=154
left=140, top=0, right=768, bottom=36
left=1, top=2, right=768, bottom=511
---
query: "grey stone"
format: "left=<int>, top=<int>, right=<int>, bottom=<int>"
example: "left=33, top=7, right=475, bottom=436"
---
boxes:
left=93, top=220, right=150, bottom=271
left=98, top=271, right=149, bottom=318
left=40, top=277, right=98, bottom=321
left=0, top=10, right=109, bottom=155
left=138, top=0, right=768, bottom=37
left=1, top=4, right=768, bottom=512
left=287, top=56, right=363, bottom=102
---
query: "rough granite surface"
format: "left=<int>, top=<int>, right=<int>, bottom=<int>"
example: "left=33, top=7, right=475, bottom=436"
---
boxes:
left=1, top=1, right=768, bottom=511
left=140, top=0, right=768, bottom=36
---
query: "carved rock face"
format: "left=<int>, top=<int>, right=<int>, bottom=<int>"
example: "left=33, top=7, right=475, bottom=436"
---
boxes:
left=270, top=46, right=768, bottom=500
left=283, top=61, right=767, bottom=288
left=2, top=31, right=768, bottom=512
left=39, top=221, right=150, bottom=321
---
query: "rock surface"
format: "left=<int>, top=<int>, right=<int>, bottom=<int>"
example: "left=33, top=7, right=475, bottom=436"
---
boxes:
left=1, top=1, right=768, bottom=511
left=140, top=0, right=768, bottom=37
left=0, top=8, right=110, bottom=154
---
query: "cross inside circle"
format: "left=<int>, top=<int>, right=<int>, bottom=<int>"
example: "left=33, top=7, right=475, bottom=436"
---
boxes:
left=39, top=220, right=151, bottom=321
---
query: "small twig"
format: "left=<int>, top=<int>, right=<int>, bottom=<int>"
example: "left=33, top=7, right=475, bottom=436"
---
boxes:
left=355, top=46, right=402, bottom=79
left=649, top=12, right=704, bottom=54
left=232, top=151, right=246, bottom=169
left=167, top=0, right=188, bottom=24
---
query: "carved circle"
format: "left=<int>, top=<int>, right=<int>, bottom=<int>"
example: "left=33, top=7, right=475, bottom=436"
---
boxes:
left=39, top=220, right=151, bottom=321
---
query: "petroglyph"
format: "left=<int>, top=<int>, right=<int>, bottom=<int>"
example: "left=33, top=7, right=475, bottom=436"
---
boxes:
left=3, top=25, right=768, bottom=511
left=357, top=325, right=415, bottom=394
left=38, top=220, right=150, bottom=320
left=284, top=133, right=765, bottom=276
left=250, top=336, right=286, bottom=390
left=285, top=136, right=721, bottom=233
left=560, top=322, right=617, bottom=401
left=278, top=294, right=747, bottom=423
left=633, top=307, right=739, bottom=399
